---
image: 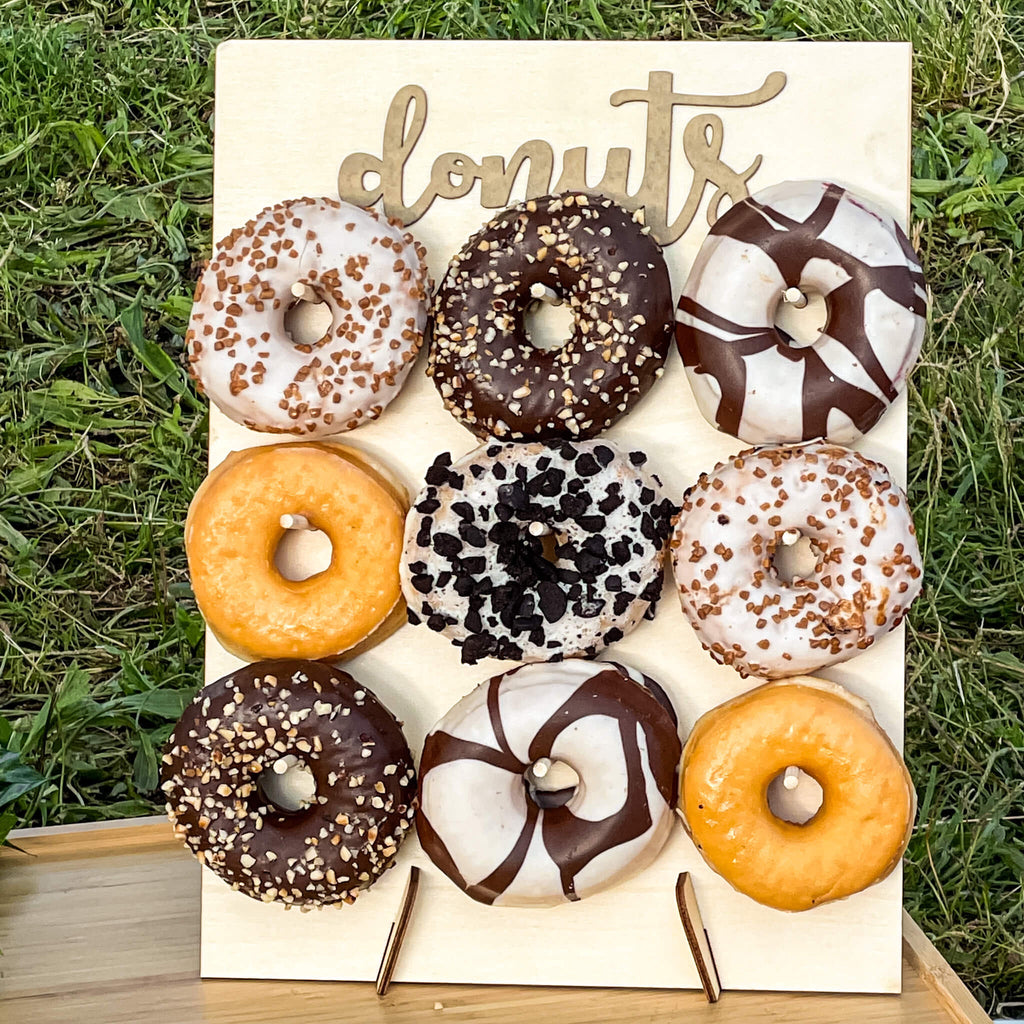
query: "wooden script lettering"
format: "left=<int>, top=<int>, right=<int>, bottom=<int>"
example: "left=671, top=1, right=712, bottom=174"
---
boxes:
left=338, top=70, right=786, bottom=246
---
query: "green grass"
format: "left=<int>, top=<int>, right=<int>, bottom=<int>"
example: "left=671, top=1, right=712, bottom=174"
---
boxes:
left=1, top=0, right=1022, bottom=1013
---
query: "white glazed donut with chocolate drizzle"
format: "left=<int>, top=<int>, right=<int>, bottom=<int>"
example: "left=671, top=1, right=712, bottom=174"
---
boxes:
left=670, top=443, right=923, bottom=678
left=417, top=660, right=682, bottom=907
left=676, top=180, right=927, bottom=444
left=402, top=440, right=678, bottom=664
left=186, top=196, right=430, bottom=436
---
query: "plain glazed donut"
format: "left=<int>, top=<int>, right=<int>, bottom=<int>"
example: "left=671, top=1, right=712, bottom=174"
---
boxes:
left=679, top=678, right=915, bottom=911
left=187, top=196, right=430, bottom=436
left=428, top=192, right=673, bottom=441
left=186, top=442, right=407, bottom=662
left=161, top=660, right=416, bottom=907
left=417, top=660, right=681, bottom=907
left=670, top=443, right=922, bottom=678
left=402, top=440, right=678, bottom=664
left=677, top=180, right=926, bottom=445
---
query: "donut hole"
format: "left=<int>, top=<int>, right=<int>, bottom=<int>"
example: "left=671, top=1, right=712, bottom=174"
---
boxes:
left=771, top=530, right=819, bottom=582
left=524, top=757, right=581, bottom=810
left=774, top=288, right=827, bottom=349
left=524, top=521, right=562, bottom=565
left=274, top=517, right=334, bottom=582
left=283, top=291, right=333, bottom=347
left=524, top=289, right=575, bottom=352
left=258, top=754, right=317, bottom=813
left=767, top=766, right=824, bottom=825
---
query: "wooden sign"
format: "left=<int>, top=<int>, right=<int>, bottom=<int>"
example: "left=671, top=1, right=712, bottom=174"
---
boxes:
left=201, top=40, right=912, bottom=993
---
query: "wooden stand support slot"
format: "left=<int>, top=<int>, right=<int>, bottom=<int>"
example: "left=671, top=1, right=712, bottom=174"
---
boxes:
left=676, top=872, right=722, bottom=1003
left=375, top=866, right=421, bottom=997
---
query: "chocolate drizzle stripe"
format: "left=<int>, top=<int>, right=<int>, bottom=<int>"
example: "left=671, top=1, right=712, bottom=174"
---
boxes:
left=486, top=675, right=517, bottom=762
left=465, top=800, right=540, bottom=905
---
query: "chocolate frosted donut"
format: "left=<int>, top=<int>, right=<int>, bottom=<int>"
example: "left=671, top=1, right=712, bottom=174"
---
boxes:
left=402, top=440, right=678, bottom=664
left=677, top=180, right=927, bottom=444
left=428, top=192, right=673, bottom=440
left=670, top=443, right=923, bottom=678
left=161, top=660, right=416, bottom=907
left=417, top=660, right=681, bottom=907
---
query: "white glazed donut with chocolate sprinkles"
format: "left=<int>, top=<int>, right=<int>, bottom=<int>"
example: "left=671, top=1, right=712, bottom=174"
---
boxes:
left=402, top=440, right=678, bottom=664
left=677, top=180, right=927, bottom=444
left=670, top=443, right=923, bottom=678
left=428, top=192, right=673, bottom=441
left=187, top=196, right=430, bottom=436
left=417, top=659, right=682, bottom=907
left=161, top=660, right=416, bottom=908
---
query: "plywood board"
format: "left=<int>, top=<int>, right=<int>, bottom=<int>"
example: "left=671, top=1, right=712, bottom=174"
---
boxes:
left=199, top=40, right=913, bottom=992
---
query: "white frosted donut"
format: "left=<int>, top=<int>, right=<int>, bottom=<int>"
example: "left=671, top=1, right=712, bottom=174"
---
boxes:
left=417, top=660, right=681, bottom=907
left=677, top=180, right=927, bottom=445
left=670, top=443, right=923, bottom=678
left=402, top=440, right=678, bottom=664
left=186, top=197, right=430, bottom=436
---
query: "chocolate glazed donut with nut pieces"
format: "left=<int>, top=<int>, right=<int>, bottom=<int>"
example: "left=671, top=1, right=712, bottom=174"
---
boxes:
left=677, top=180, right=927, bottom=445
left=428, top=192, right=674, bottom=441
left=161, top=660, right=417, bottom=908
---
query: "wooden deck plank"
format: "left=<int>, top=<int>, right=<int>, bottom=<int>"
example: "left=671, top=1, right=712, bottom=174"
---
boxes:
left=0, top=822, right=990, bottom=1023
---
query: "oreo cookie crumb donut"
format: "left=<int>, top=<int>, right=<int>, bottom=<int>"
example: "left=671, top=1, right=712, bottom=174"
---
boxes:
left=187, top=196, right=430, bottom=436
left=418, top=659, right=681, bottom=907
left=670, top=443, right=923, bottom=678
left=677, top=180, right=927, bottom=444
left=428, top=192, right=673, bottom=441
left=161, top=660, right=416, bottom=908
left=402, top=440, right=678, bottom=664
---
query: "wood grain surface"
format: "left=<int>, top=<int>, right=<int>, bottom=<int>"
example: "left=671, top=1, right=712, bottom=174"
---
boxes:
left=200, top=39, right=916, bottom=993
left=0, top=822, right=991, bottom=1023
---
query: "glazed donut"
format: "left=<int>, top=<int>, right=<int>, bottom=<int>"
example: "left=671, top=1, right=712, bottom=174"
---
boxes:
left=670, top=443, right=922, bottom=678
left=677, top=180, right=926, bottom=444
left=417, top=660, right=681, bottom=907
left=402, top=440, right=677, bottom=664
left=187, top=196, right=430, bottom=436
left=186, top=441, right=407, bottom=661
left=679, top=678, right=915, bottom=911
left=161, top=660, right=417, bottom=907
left=428, top=192, right=673, bottom=441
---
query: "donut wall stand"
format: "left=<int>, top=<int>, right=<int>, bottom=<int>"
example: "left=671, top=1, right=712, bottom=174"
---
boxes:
left=201, top=40, right=913, bottom=993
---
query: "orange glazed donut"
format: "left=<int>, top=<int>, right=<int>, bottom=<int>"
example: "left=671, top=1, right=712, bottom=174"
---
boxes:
left=679, top=678, right=915, bottom=912
left=186, top=442, right=407, bottom=661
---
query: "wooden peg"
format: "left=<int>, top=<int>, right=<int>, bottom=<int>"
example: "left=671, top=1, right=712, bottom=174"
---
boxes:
left=675, top=872, right=722, bottom=1003
left=290, top=281, right=321, bottom=304
left=375, top=865, right=420, bottom=997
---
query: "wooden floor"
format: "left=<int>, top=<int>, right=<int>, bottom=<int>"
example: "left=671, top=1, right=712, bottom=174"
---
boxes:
left=0, top=819, right=990, bottom=1024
